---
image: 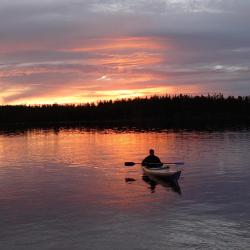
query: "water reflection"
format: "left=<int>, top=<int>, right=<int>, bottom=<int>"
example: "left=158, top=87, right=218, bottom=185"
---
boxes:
left=142, top=174, right=182, bottom=194
left=125, top=177, right=136, bottom=183
left=0, top=127, right=250, bottom=250
left=124, top=174, right=181, bottom=194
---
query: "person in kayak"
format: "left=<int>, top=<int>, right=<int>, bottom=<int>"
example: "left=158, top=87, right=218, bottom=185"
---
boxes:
left=142, top=149, right=163, bottom=168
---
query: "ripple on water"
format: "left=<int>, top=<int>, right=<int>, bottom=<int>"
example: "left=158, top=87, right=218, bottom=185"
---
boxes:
left=0, top=129, right=250, bottom=250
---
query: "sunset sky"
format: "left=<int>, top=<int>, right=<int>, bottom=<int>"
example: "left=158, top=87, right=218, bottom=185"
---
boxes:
left=0, top=0, right=250, bottom=104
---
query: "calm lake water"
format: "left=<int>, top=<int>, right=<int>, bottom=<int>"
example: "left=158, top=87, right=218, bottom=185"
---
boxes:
left=0, top=128, right=250, bottom=250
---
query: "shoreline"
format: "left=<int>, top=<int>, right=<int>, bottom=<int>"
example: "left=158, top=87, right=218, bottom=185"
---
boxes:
left=0, top=119, right=249, bottom=133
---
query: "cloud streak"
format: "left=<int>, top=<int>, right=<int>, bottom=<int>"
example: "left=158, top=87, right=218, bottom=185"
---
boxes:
left=0, top=0, right=250, bottom=104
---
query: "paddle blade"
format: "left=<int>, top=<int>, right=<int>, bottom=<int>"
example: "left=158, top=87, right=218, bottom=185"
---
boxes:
left=124, top=162, right=136, bottom=166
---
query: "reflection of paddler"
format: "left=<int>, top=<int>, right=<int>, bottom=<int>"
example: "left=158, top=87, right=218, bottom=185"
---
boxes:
left=142, top=174, right=157, bottom=193
left=142, top=174, right=181, bottom=195
left=142, top=149, right=162, bottom=168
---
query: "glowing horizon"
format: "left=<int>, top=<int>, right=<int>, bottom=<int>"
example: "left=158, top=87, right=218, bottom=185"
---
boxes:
left=0, top=36, right=186, bottom=105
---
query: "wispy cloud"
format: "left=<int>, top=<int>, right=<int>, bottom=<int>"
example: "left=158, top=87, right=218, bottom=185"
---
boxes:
left=0, top=0, right=250, bottom=104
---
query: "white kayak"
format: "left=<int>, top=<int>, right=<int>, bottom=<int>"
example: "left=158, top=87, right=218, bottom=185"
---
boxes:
left=142, top=165, right=181, bottom=180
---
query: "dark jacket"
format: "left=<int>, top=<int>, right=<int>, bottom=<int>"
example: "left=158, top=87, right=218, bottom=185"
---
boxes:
left=142, top=155, right=162, bottom=167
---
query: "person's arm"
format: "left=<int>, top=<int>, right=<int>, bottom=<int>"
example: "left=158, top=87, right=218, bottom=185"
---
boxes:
left=154, top=156, right=163, bottom=166
left=142, top=156, right=149, bottom=166
left=158, top=157, right=163, bottom=166
left=156, top=156, right=162, bottom=163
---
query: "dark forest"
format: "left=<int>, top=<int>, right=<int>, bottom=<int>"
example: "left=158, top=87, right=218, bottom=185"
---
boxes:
left=1, top=94, right=250, bottom=128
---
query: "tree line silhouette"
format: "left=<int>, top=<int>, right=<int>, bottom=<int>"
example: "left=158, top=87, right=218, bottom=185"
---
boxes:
left=0, top=94, right=250, bottom=128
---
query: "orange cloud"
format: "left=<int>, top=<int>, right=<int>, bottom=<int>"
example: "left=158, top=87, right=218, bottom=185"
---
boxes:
left=1, top=36, right=202, bottom=105
left=66, top=36, right=167, bottom=52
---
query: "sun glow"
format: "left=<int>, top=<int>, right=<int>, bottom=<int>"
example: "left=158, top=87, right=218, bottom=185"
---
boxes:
left=1, top=36, right=182, bottom=105
left=7, top=88, right=173, bottom=105
left=66, top=36, right=167, bottom=52
left=92, top=87, right=175, bottom=100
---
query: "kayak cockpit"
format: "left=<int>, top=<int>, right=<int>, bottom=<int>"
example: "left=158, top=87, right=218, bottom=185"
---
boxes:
left=142, top=165, right=181, bottom=180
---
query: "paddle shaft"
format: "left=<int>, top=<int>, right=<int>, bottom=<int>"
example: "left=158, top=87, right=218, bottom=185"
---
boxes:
left=124, top=161, right=184, bottom=166
left=133, top=162, right=183, bottom=165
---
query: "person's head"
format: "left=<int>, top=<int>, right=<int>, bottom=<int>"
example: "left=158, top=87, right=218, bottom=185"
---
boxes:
left=149, top=149, right=155, bottom=155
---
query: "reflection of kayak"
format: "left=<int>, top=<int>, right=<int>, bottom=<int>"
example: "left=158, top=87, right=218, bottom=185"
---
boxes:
left=142, top=174, right=181, bottom=194
left=142, top=165, right=181, bottom=180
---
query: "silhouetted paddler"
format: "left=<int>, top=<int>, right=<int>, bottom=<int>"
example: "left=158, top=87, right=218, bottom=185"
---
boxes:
left=142, top=149, right=162, bottom=168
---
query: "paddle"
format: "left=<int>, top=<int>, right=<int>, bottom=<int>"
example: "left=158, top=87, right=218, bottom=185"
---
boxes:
left=124, top=161, right=184, bottom=166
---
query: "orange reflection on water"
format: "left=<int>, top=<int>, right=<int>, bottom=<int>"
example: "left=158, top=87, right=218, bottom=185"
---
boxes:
left=0, top=129, right=181, bottom=211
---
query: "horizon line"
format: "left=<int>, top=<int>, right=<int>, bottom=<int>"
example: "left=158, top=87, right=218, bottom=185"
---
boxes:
left=1, top=92, right=249, bottom=107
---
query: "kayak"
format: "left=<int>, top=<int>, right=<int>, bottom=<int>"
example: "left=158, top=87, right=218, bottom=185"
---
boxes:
left=142, top=165, right=181, bottom=180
